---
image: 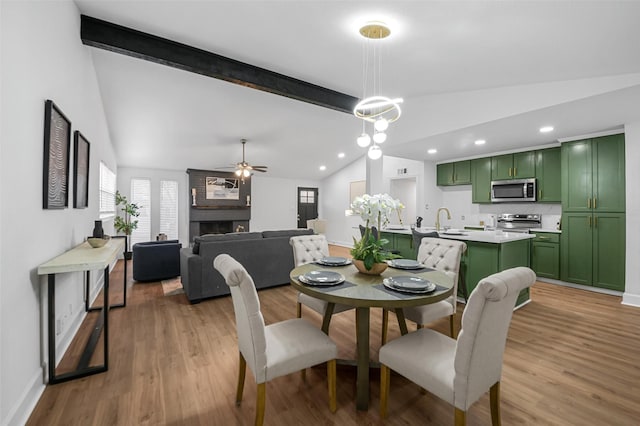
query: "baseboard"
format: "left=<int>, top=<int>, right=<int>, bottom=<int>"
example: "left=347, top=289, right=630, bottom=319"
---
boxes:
left=536, top=277, right=623, bottom=297
left=2, top=369, right=45, bottom=426
left=622, top=292, right=640, bottom=308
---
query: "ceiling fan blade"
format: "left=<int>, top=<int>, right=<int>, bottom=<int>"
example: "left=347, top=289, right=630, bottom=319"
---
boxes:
left=250, top=166, right=268, bottom=169
left=252, top=168, right=268, bottom=172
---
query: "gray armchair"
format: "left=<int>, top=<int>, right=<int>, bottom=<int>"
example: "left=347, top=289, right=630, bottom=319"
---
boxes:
left=132, top=240, right=182, bottom=281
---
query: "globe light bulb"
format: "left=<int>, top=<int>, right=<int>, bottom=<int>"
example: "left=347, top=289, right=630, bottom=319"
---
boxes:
left=374, top=118, right=389, bottom=132
left=368, top=145, right=382, bottom=160
left=357, top=133, right=371, bottom=148
left=373, top=131, right=387, bottom=144
left=235, top=169, right=242, bottom=176
left=243, top=169, right=251, bottom=177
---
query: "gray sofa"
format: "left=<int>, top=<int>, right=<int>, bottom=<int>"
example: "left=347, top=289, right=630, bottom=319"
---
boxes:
left=179, top=229, right=313, bottom=303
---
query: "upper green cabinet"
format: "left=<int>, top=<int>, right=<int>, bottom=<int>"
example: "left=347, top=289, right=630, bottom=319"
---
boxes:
left=561, top=134, right=625, bottom=212
left=471, top=157, right=492, bottom=203
left=437, top=160, right=471, bottom=186
left=491, top=151, right=535, bottom=180
left=535, top=148, right=561, bottom=202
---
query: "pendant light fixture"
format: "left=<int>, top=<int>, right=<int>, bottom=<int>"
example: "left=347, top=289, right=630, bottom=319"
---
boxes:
left=354, top=21, right=403, bottom=160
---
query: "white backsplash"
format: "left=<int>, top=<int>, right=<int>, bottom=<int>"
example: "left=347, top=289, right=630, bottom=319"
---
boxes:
left=438, top=186, right=562, bottom=230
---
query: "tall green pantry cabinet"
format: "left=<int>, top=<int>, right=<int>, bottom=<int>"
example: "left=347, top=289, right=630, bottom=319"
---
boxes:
left=560, top=134, right=625, bottom=291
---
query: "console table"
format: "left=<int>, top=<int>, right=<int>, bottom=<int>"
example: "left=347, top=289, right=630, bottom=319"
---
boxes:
left=37, top=237, right=125, bottom=384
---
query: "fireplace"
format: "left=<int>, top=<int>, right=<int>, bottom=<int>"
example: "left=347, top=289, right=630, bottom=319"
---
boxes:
left=200, top=221, right=233, bottom=235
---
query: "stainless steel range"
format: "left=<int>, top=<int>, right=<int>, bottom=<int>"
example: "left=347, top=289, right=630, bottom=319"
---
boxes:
left=496, top=213, right=541, bottom=233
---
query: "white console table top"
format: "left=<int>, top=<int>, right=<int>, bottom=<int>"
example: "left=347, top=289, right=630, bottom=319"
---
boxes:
left=37, top=238, right=125, bottom=275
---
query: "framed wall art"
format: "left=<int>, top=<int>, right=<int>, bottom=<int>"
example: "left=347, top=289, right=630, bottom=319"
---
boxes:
left=73, top=131, right=90, bottom=208
left=42, top=100, right=71, bottom=209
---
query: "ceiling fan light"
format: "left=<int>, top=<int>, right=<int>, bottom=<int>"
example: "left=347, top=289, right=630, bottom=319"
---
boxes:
left=357, top=133, right=371, bottom=147
left=373, top=131, right=387, bottom=144
left=368, top=145, right=382, bottom=160
left=374, top=118, right=389, bottom=131
left=235, top=169, right=242, bottom=176
left=243, top=169, right=251, bottom=177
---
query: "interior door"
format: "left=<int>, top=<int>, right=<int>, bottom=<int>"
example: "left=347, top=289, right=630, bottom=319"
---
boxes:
left=297, top=187, right=318, bottom=228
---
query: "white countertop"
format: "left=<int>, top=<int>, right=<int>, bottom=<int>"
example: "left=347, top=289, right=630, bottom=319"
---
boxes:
left=531, top=228, right=562, bottom=234
left=381, top=227, right=535, bottom=243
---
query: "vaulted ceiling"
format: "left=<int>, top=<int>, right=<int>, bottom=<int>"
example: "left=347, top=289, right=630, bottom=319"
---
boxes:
left=75, top=1, right=640, bottom=179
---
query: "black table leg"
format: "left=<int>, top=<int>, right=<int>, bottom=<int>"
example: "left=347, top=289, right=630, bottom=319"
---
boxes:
left=356, top=306, right=370, bottom=410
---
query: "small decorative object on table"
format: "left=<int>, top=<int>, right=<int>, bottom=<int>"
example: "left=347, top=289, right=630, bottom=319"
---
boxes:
left=92, top=220, right=104, bottom=238
left=350, top=193, right=404, bottom=275
left=87, top=235, right=110, bottom=248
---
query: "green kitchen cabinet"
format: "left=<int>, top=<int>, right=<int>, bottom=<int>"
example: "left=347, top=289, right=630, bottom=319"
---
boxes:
left=471, top=157, right=492, bottom=203
left=531, top=231, right=560, bottom=279
left=491, top=151, right=536, bottom=180
left=437, top=160, right=471, bottom=185
left=380, top=232, right=415, bottom=259
left=561, top=134, right=625, bottom=212
left=461, top=239, right=531, bottom=307
left=535, top=148, right=561, bottom=202
left=560, top=212, right=625, bottom=291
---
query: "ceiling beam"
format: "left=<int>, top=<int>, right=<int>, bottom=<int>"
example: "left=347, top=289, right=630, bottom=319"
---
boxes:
left=80, top=15, right=359, bottom=114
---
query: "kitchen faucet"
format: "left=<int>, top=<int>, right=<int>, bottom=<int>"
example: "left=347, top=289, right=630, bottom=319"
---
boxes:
left=435, top=207, right=451, bottom=231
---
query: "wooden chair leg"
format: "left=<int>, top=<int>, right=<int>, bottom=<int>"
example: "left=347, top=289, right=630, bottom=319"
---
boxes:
left=381, top=308, right=389, bottom=345
left=296, top=301, right=302, bottom=318
left=449, top=315, right=457, bottom=338
left=255, top=382, right=266, bottom=426
left=236, top=352, right=246, bottom=406
left=327, top=359, right=337, bottom=413
left=454, top=407, right=466, bottom=426
left=380, top=364, right=390, bottom=418
left=490, top=381, right=501, bottom=426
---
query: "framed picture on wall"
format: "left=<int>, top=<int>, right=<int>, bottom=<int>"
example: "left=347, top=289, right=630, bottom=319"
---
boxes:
left=73, top=131, right=90, bottom=208
left=42, top=100, right=71, bottom=209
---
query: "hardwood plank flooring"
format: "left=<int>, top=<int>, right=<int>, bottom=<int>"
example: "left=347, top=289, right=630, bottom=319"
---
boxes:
left=27, top=246, right=640, bottom=425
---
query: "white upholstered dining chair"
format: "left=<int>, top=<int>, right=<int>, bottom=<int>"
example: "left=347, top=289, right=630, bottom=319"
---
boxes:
left=379, top=266, right=536, bottom=425
left=381, top=237, right=466, bottom=344
left=289, top=235, right=353, bottom=331
left=214, top=254, right=338, bottom=426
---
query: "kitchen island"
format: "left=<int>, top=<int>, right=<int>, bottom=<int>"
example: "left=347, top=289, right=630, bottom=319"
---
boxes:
left=380, top=227, right=534, bottom=308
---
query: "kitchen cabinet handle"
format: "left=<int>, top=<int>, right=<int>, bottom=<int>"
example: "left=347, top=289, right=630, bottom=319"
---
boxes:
left=538, top=236, right=550, bottom=240
left=514, top=167, right=517, bottom=176
left=594, top=198, right=597, bottom=209
left=587, top=198, right=591, bottom=208
left=508, top=167, right=512, bottom=177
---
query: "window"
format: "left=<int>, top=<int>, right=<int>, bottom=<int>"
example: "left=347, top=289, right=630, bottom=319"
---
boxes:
left=130, top=179, right=151, bottom=246
left=300, top=190, right=315, bottom=204
left=99, top=162, right=116, bottom=218
left=160, top=180, right=179, bottom=240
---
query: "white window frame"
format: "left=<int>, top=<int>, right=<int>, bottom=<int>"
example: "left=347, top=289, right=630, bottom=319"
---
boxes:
left=99, top=161, right=116, bottom=219
left=159, top=180, right=179, bottom=240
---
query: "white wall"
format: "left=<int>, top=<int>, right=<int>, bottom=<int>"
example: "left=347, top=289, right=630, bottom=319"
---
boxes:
left=0, top=2, right=117, bottom=424
left=249, top=175, right=320, bottom=231
left=623, top=122, right=640, bottom=306
left=382, top=155, right=425, bottom=226
left=116, top=167, right=190, bottom=246
left=322, top=156, right=367, bottom=246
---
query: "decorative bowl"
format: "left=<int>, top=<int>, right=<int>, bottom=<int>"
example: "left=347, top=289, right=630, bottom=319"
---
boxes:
left=87, top=236, right=110, bottom=248
left=353, top=259, right=388, bottom=275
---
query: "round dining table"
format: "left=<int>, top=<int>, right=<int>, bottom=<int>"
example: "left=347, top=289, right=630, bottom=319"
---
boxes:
left=289, top=261, right=454, bottom=411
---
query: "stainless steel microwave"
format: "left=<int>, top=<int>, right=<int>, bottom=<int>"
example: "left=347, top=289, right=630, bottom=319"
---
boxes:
left=491, top=178, right=536, bottom=202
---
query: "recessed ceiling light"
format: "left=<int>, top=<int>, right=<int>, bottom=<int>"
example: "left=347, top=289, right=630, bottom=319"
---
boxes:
left=338, top=152, right=345, bottom=158
left=427, top=149, right=437, bottom=154
left=319, top=165, right=327, bottom=171
left=540, top=126, right=554, bottom=133
left=474, top=139, right=486, bottom=145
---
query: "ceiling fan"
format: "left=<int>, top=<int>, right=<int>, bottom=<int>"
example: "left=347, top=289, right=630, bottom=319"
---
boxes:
left=232, top=139, right=268, bottom=179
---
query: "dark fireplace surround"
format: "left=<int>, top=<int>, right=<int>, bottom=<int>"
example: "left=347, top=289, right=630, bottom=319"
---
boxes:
left=187, top=168, right=251, bottom=243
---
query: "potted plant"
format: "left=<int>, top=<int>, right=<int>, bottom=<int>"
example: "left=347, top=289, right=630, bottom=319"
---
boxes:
left=350, top=193, right=404, bottom=274
left=113, top=190, right=140, bottom=259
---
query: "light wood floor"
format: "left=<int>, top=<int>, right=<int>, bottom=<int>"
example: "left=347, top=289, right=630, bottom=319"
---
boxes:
left=27, top=246, right=640, bottom=425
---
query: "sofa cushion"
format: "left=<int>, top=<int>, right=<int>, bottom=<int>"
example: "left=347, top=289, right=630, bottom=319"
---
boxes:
left=261, top=229, right=314, bottom=239
left=193, top=232, right=263, bottom=254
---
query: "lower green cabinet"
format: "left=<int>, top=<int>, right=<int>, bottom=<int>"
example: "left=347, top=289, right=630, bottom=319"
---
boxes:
left=531, top=232, right=560, bottom=279
left=560, top=212, right=625, bottom=291
left=460, top=239, right=531, bottom=307
left=380, top=232, right=416, bottom=259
